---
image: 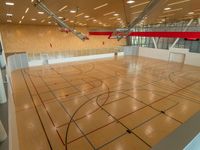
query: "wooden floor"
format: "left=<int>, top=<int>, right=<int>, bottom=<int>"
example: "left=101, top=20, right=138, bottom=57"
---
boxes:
left=11, top=56, right=200, bottom=150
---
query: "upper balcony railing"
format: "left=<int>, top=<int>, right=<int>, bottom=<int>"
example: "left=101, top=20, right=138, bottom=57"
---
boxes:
left=131, top=20, right=200, bottom=32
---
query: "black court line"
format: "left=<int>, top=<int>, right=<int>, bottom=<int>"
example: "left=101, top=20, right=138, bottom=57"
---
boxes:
left=20, top=57, right=200, bottom=150
left=21, top=70, right=53, bottom=150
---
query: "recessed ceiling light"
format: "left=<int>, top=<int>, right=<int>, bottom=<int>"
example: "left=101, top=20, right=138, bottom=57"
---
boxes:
left=58, top=16, right=63, bottom=19
left=84, top=15, right=90, bottom=18
left=188, top=12, right=194, bottom=15
left=168, top=0, right=190, bottom=6
left=117, top=18, right=121, bottom=20
left=25, top=8, right=29, bottom=14
left=41, top=19, right=45, bottom=23
left=48, top=22, right=51, bottom=24
left=19, top=21, right=22, bottom=24
left=163, top=8, right=183, bottom=13
left=76, top=13, right=84, bottom=17
left=38, top=11, right=44, bottom=14
left=6, top=13, right=13, bottom=17
left=31, top=18, right=36, bottom=21
left=5, top=2, right=14, bottom=6
left=70, top=20, right=74, bottom=23
left=113, top=13, right=119, bottom=16
left=21, top=16, right=25, bottom=20
left=31, top=0, right=34, bottom=2
left=130, top=1, right=149, bottom=8
left=65, top=18, right=69, bottom=21
left=86, top=18, right=94, bottom=21
left=164, top=7, right=171, bottom=10
left=160, top=14, right=174, bottom=17
left=103, top=11, right=115, bottom=16
left=109, top=17, right=117, bottom=20
left=58, top=5, right=68, bottom=12
left=7, top=20, right=12, bottom=22
left=94, top=3, right=108, bottom=10
left=70, top=10, right=76, bottom=13
left=127, top=0, right=135, bottom=4
left=93, top=19, right=97, bottom=22
left=132, top=11, right=142, bottom=15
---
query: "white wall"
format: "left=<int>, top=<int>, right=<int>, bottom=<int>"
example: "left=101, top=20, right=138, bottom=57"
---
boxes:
left=139, top=47, right=200, bottom=67
left=139, top=47, right=169, bottom=61
left=185, top=53, right=200, bottom=66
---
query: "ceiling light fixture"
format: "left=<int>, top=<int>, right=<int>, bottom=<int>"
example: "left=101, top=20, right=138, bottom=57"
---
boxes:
left=160, top=14, right=174, bottom=17
left=188, top=12, right=194, bottom=15
left=19, top=21, right=22, bottom=24
left=38, top=11, right=44, bottom=14
left=5, top=2, right=14, bottom=6
left=84, top=15, right=90, bottom=18
left=70, top=10, right=76, bottom=13
left=7, top=20, right=12, bottom=22
left=132, top=11, right=142, bottom=15
left=6, top=13, right=13, bottom=17
left=164, top=7, right=171, bottom=10
left=164, top=8, right=183, bottom=13
left=76, top=13, right=84, bottom=17
left=86, top=18, right=94, bottom=21
left=127, top=0, right=135, bottom=4
left=168, top=0, right=190, bottom=6
left=31, top=18, right=36, bottom=21
left=25, top=8, right=29, bottom=14
left=58, top=5, right=68, bottom=12
left=103, top=11, right=115, bottom=16
left=65, top=18, right=69, bottom=21
left=48, top=22, right=51, bottom=24
left=94, top=3, right=108, bottom=10
left=41, top=19, right=45, bottom=23
left=21, top=16, right=25, bottom=19
left=109, top=17, right=117, bottom=20
left=113, top=13, right=119, bottom=16
left=130, top=1, right=149, bottom=8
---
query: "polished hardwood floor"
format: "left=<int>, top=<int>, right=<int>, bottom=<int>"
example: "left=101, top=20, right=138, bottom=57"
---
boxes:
left=11, top=56, right=200, bottom=150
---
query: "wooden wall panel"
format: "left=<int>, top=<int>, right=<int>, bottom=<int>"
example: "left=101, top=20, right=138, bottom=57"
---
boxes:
left=0, top=24, right=125, bottom=53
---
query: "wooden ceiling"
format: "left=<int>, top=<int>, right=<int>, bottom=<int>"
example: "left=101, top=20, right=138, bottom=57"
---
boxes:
left=1, top=0, right=200, bottom=28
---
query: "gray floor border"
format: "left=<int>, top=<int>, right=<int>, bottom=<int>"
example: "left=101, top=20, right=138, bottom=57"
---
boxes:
left=152, top=111, right=200, bottom=150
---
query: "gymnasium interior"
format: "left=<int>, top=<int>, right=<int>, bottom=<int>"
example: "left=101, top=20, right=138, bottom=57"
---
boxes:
left=0, top=0, right=200, bottom=150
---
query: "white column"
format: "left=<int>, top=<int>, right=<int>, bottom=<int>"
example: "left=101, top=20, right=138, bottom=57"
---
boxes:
left=152, top=37, right=158, bottom=49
